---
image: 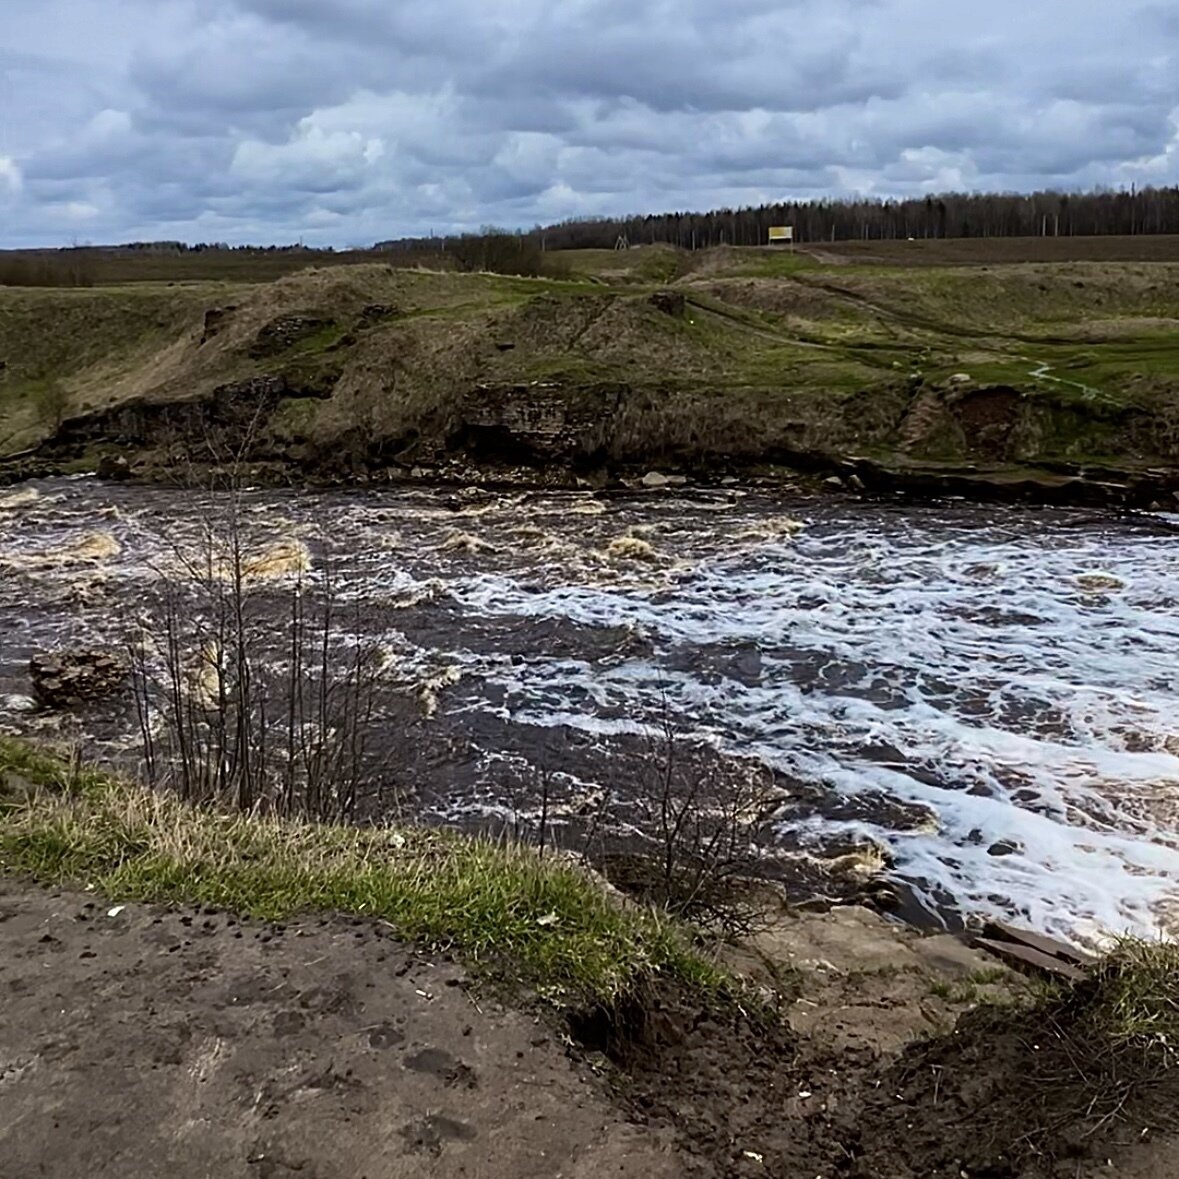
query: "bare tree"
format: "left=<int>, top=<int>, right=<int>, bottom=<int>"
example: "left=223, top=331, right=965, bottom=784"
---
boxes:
left=580, top=697, right=785, bottom=937
left=129, top=444, right=393, bottom=822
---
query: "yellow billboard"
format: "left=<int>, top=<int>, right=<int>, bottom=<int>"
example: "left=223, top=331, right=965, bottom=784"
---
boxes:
left=768, top=226, right=794, bottom=243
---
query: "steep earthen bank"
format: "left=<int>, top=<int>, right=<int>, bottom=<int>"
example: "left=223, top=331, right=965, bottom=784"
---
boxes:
left=8, top=374, right=1179, bottom=508
left=2, top=259, right=1178, bottom=506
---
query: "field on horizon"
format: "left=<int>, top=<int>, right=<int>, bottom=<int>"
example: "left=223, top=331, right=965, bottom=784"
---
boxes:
left=3, top=234, right=1179, bottom=287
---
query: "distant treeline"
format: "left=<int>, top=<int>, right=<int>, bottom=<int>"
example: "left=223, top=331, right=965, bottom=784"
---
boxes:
left=383, top=186, right=1179, bottom=253
left=0, top=234, right=563, bottom=286
left=6, top=186, right=1179, bottom=288
left=539, top=186, right=1179, bottom=249
left=0, top=242, right=443, bottom=287
left=0, top=253, right=99, bottom=288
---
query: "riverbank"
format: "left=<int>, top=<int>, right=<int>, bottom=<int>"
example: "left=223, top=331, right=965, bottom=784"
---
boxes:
left=2, top=248, right=1178, bottom=507
left=4, top=477, right=1178, bottom=942
left=2, top=739, right=1177, bottom=1178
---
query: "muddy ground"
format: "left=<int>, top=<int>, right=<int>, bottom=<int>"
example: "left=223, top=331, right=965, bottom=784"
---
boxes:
left=2, top=880, right=1174, bottom=1179
left=0, top=878, right=680, bottom=1179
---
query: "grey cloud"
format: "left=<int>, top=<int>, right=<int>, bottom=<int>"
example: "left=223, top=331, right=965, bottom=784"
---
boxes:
left=126, top=18, right=373, bottom=136
left=0, top=0, right=1175, bottom=248
left=1138, top=3, right=1179, bottom=34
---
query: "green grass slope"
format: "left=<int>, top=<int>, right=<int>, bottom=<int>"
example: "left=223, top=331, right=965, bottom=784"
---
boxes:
left=2, top=248, right=1177, bottom=479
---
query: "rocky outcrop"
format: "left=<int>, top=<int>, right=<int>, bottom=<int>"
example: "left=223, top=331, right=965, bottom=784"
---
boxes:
left=41, top=375, right=336, bottom=463
left=250, top=315, right=335, bottom=358
left=443, top=383, right=627, bottom=466
left=839, top=455, right=1179, bottom=508
left=29, top=649, right=129, bottom=710
left=96, top=454, right=132, bottom=481
left=896, top=382, right=1159, bottom=469
left=358, top=303, right=399, bottom=326
left=200, top=306, right=236, bottom=345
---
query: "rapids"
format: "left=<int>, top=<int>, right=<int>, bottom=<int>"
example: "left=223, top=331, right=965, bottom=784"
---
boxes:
left=2, top=477, right=1177, bottom=943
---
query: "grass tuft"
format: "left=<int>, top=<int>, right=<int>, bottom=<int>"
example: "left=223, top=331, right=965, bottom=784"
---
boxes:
left=0, top=739, right=725, bottom=1006
left=1057, top=937, right=1179, bottom=1059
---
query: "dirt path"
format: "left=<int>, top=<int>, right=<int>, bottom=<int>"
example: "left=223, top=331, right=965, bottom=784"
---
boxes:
left=0, top=880, right=677, bottom=1179
left=3, top=879, right=1173, bottom=1179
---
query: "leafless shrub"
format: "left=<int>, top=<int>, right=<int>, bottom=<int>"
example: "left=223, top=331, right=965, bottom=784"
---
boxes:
left=0, top=251, right=96, bottom=288
left=584, top=699, right=785, bottom=938
left=444, top=230, right=569, bottom=279
left=495, top=759, right=559, bottom=855
left=128, top=483, right=392, bottom=822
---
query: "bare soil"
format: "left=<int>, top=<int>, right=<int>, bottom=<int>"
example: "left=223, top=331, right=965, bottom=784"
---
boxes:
left=0, top=879, right=678, bottom=1179
left=1, top=880, right=1174, bottom=1179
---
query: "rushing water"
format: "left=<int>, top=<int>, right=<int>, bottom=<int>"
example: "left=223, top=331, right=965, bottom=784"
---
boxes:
left=2, top=477, right=1178, bottom=943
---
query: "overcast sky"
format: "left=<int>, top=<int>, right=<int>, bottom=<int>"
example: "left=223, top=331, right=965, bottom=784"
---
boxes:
left=1, top=0, right=1177, bottom=247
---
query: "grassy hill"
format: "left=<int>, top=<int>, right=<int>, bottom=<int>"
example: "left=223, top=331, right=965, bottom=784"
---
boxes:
left=2, top=245, right=1178, bottom=495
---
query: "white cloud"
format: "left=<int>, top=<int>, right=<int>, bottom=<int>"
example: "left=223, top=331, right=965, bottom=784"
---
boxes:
left=87, top=109, right=134, bottom=139
left=59, top=200, right=100, bottom=221
left=1118, top=107, right=1179, bottom=184
left=231, top=122, right=386, bottom=190
left=0, top=0, right=1173, bottom=245
left=0, top=157, right=23, bottom=196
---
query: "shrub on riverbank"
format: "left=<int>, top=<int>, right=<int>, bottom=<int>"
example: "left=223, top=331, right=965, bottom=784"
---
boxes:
left=0, top=738, right=722, bottom=1005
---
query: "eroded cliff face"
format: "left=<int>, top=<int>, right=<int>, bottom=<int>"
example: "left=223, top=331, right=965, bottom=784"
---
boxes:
left=3, top=260, right=1178, bottom=505
left=440, top=382, right=629, bottom=467
left=16, top=368, right=1177, bottom=510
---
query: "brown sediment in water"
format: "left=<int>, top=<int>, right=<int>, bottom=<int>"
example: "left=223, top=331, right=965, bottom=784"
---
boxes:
left=604, top=535, right=660, bottom=563
left=733, top=515, right=807, bottom=542
left=0, top=529, right=121, bottom=571
left=441, top=531, right=497, bottom=555
left=1075, top=571, right=1126, bottom=592
left=241, top=539, right=312, bottom=580
left=416, top=665, right=464, bottom=719
left=0, top=487, right=42, bottom=512
left=566, top=499, right=607, bottom=516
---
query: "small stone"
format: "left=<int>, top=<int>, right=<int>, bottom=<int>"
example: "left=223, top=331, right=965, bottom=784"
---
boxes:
left=249, top=314, right=335, bottom=359
left=987, top=840, right=1022, bottom=858
left=648, top=290, right=686, bottom=317
left=29, top=648, right=129, bottom=710
left=641, top=471, right=673, bottom=489
left=359, top=303, right=399, bottom=325
left=824, top=476, right=844, bottom=489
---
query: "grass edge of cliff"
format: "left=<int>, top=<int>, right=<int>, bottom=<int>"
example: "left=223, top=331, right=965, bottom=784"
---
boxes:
left=3, top=735, right=1179, bottom=1174
left=0, top=736, right=729, bottom=1014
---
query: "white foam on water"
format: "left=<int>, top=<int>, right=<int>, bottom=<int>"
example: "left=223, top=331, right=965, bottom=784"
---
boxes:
left=5, top=482, right=1178, bottom=943
left=449, top=516, right=1179, bottom=943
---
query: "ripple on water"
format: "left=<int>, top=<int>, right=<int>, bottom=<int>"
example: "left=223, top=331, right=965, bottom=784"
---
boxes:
left=2, top=481, right=1178, bottom=943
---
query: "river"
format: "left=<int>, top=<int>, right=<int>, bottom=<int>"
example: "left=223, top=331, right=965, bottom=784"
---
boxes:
left=2, top=477, right=1177, bottom=944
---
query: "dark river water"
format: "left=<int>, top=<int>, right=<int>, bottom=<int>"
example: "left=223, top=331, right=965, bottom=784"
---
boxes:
left=2, top=477, right=1178, bottom=943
